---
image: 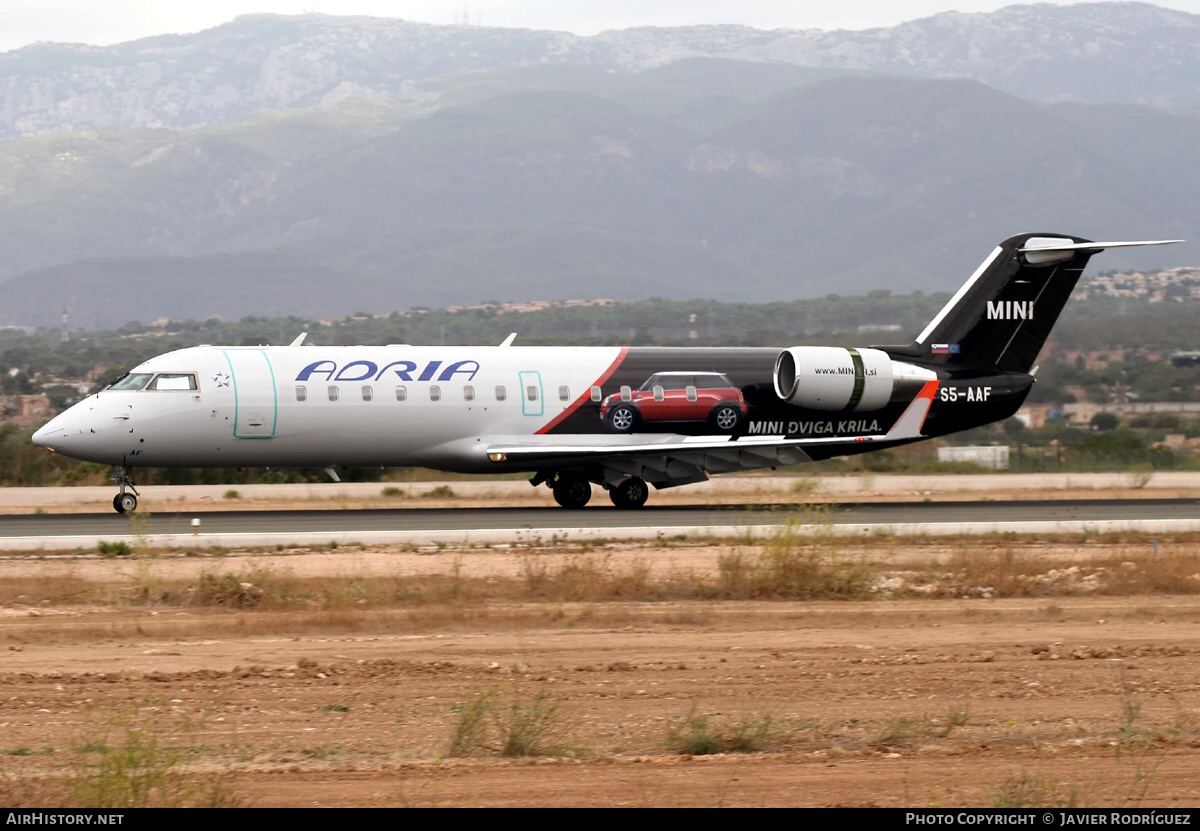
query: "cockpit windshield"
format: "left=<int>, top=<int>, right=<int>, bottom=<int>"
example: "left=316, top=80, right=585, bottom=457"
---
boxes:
left=108, top=373, right=154, bottom=391
left=148, top=373, right=197, bottom=391
left=106, top=372, right=198, bottom=391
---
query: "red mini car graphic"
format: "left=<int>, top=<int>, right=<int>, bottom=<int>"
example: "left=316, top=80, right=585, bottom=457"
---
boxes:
left=599, top=372, right=748, bottom=433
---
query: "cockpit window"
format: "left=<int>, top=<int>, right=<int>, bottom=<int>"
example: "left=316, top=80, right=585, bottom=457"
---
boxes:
left=108, top=373, right=153, bottom=391
left=148, top=373, right=198, bottom=391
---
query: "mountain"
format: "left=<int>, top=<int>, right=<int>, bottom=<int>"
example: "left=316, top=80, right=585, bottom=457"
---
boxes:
left=0, top=61, right=1194, bottom=329
left=1, top=4, right=1200, bottom=142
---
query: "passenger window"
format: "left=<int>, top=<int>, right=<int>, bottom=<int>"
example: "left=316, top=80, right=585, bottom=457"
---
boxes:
left=430, top=385, right=441, bottom=401
left=395, top=386, right=407, bottom=401
left=464, top=385, right=475, bottom=401
left=328, top=386, right=339, bottom=401
left=620, top=385, right=632, bottom=402
left=590, top=386, right=602, bottom=402
left=526, top=385, right=538, bottom=402
left=652, top=385, right=664, bottom=402
left=559, top=385, right=570, bottom=401
left=495, top=385, right=507, bottom=401
left=295, top=385, right=307, bottom=402
left=148, top=373, right=197, bottom=391
left=362, top=385, right=373, bottom=401
left=686, top=385, right=698, bottom=402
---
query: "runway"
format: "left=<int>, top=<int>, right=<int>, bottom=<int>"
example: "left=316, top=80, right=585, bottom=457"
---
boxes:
left=2, top=498, right=1199, bottom=551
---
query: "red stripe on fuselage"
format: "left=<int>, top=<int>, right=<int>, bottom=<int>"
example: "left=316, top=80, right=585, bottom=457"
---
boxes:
left=536, top=347, right=629, bottom=435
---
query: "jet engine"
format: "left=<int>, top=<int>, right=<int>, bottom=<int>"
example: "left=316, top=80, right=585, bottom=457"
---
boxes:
left=773, top=346, right=934, bottom=412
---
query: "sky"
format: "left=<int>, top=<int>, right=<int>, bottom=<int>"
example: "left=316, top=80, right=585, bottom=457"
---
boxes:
left=3, top=1, right=1200, bottom=54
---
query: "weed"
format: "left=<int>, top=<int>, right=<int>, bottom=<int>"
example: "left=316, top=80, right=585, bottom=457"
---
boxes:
left=69, top=708, right=242, bottom=808
left=223, top=489, right=241, bottom=500
left=876, top=705, right=970, bottom=746
left=320, top=704, right=349, bottom=713
left=97, top=540, right=132, bottom=557
left=380, top=486, right=405, bottom=497
left=666, top=706, right=782, bottom=755
left=447, top=691, right=494, bottom=757
left=877, top=716, right=920, bottom=748
left=716, top=512, right=874, bottom=599
left=422, top=485, right=456, bottom=498
left=989, top=769, right=1086, bottom=808
left=1114, top=672, right=1166, bottom=807
left=1123, top=466, right=1155, bottom=490
left=447, top=688, right=576, bottom=757
left=126, top=509, right=154, bottom=555
left=190, top=571, right=266, bottom=608
left=789, top=477, right=818, bottom=496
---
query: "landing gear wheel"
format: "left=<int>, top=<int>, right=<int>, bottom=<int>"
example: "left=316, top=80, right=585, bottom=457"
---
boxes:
left=606, top=404, right=638, bottom=433
left=108, top=465, right=140, bottom=514
left=710, top=403, right=744, bottom=434
left=113, top=493, right=137, bottom=514
left=552, top=476, right=592, bottom=509
left=609, top=477, right=648, bottom=509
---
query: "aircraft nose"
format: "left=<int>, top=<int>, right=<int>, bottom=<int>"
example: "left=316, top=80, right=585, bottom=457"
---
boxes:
left=32, top=406, right=94, bottom=455
left=32, top=414, right=69, bottom=447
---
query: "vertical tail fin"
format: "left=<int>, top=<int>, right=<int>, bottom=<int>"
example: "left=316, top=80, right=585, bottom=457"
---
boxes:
left=913, top=234, right=1181, bottom=373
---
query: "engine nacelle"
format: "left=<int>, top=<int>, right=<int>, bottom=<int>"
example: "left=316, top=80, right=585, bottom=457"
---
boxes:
left=774, top=347, right=934, bottom=412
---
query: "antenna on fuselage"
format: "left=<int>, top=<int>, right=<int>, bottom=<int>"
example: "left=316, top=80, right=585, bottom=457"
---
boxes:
left=289, top=332, right=308, bottom=347
left=499, top=333, right=517, bottom=347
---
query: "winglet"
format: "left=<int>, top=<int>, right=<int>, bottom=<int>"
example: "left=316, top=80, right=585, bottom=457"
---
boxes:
left=885, top=380, right=938, bottom=441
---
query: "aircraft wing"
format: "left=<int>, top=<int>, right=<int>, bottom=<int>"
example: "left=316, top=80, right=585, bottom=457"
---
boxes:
left=486, top=381, right=938, bottom=486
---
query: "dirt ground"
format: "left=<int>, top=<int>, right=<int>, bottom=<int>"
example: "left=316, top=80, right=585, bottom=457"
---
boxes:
left=2, top=537, right=1200, bottom=808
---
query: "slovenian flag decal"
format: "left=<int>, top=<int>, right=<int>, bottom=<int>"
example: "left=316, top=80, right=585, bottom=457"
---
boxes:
left=931, top=344, right=960, bottom=354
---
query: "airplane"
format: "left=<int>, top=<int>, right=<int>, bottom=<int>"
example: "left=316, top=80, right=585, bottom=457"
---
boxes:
left=32, top=233, right=1181, bottom=514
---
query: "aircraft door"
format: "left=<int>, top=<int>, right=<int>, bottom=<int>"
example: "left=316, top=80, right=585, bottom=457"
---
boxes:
left=222, top=349, right=278, bottom=438
left=519, top=371, right=543, bottom=417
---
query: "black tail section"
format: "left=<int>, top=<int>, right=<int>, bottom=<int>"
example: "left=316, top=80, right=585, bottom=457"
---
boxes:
left=912, top=233, right=1098, bottom=373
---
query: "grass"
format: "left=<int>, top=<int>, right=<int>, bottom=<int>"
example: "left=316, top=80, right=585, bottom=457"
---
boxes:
left=989, top=770, right=1087, bottom=808
left=666, top=707, right=784, bottom=755
left=875, top=705, right=970, bottom=747
left=1114, top=672, right=1167, bottom=808
left=715, top=507, right=876, bottom=599
left=66, top=707, right=242, bottom=809
left=10, top=530, right=1200, bottom=623
left=447, top=688, right=577, bottom=758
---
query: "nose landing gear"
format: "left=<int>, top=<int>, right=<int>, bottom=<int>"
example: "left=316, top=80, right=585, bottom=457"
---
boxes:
left=109, top=466, right=140, bottom=514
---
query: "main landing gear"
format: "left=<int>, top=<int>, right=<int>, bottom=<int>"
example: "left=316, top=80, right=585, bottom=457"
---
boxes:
left=608, top=476, right=648, bottom=509
left=551, top=474, right=593, bottom=509
left=537, top=472, right=650, bottom=510
left=109, top=466, right=140, bottom=514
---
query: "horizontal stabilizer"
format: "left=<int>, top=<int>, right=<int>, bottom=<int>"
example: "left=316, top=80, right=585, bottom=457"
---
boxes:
left=1018, top=239, right=1183, bottom=252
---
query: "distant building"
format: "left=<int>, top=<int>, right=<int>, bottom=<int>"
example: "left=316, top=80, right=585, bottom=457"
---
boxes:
left=0, top=394, right=53, bottom=428
left=937, top=445, right=1010, bottom=470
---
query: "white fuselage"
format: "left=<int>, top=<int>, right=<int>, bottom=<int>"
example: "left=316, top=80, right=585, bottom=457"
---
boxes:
left=33, top=344, right=625, bottom=472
